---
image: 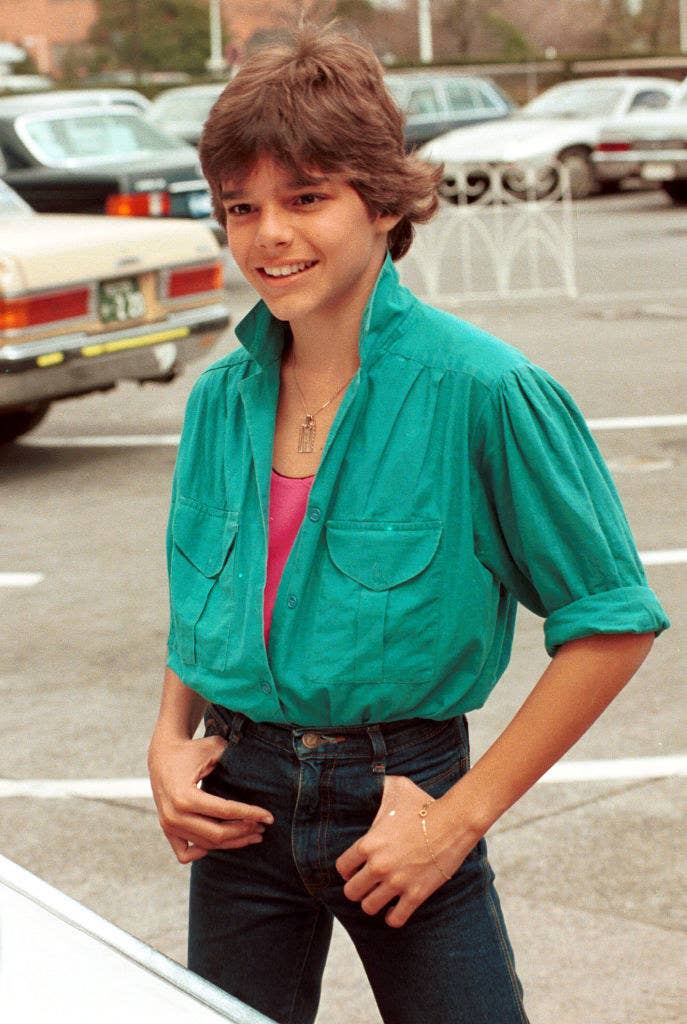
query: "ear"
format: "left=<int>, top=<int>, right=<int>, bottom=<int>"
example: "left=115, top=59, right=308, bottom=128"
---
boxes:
left=373, top=211, right=403, bottom=240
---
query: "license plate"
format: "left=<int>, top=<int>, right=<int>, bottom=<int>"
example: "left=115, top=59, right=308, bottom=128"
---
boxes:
left=186, top=191, right=212, bottom=217
left=641, top=162, right=676, bottom=181
left=98, top=277, right=146, bottom=324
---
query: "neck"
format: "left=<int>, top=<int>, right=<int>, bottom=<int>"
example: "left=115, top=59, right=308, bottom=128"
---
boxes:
left=285, top=249, right=385, bottom=378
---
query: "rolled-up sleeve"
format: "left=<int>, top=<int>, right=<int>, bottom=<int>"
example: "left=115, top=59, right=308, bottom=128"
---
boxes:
left=472, top=363, right=670, bottom=655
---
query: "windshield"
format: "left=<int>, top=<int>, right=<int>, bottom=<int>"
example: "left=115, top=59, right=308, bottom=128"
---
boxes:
left=18, top=110, right=187, bottom=166
left=522, top=83, right=624, bottom=119
left=150, top=89, right=223, bottom=124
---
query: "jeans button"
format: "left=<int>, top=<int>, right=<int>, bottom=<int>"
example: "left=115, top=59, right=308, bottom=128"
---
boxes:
left=302, top=732, right=320, bottom=749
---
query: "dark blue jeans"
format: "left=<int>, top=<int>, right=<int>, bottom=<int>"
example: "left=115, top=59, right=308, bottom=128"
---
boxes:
left=189, top=708, right=530, bottom=1024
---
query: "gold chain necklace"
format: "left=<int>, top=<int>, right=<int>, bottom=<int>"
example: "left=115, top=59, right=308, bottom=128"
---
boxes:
left=289, top=357, right=355, bottom=454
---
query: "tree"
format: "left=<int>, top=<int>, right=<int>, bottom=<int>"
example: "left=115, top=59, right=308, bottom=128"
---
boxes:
left=88, top=0, right=213, bottom=79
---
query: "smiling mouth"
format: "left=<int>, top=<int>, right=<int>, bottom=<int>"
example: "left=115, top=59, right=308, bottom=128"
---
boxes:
left=259, top=260, right=318, bottom=279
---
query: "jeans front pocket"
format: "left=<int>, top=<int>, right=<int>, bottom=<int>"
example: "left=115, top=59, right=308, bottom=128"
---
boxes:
left=316, top=519, right=443, bottom=684
left=169, top=497, right=238, bottom=670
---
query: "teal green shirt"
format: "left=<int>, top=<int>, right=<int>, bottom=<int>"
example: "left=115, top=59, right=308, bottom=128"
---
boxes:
left=166, top=254, right=669, bottom=726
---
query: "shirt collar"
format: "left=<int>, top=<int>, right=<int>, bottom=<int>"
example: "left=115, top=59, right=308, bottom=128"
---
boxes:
left=234, top=252, right=414, bottom=368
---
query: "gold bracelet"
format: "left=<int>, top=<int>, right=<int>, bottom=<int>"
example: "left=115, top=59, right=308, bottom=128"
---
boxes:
left=419, top=800, right=452, bottom=882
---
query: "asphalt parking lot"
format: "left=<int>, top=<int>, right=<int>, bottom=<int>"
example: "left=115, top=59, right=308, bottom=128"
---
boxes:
left=1, top=189, right=685, bottom=1023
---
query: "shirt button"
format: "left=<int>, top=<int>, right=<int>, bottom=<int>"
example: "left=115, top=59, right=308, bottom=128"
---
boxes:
left=287, top=593, right=298, bottom=609
left=260, top=682, right=271, bottom=694
left=308, top=507, right=321, bottom=522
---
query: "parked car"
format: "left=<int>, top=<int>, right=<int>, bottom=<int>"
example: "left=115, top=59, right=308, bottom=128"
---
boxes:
left=384, top=71, right=516, bottom=148
left=0, top=74, right=54, bottom=93
left=0, top=97, right=214, bottom=225
left=0, top=179, right=229, bottom=443
left=147, top=83, right=226, bottom=146
left=592, top=78, right=687, bottom=204
left=419, top=76, right=679, bottom=200
left=0, top=88, right=151, bottom=114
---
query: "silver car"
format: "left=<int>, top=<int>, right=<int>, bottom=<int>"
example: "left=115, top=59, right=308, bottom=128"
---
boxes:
left=593, top=78, right=687, bottom=204
left=147, top=83, right=227, bottom=146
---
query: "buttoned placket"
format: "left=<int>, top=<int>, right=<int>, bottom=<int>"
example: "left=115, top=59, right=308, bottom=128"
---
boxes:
left=266, top=373, right=366, bottom=666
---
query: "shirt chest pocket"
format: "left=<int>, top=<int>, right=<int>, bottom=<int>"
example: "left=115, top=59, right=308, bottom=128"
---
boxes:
left=170, top=498, right=238, bottom=670
left=315, top=521, right=443, bottom=684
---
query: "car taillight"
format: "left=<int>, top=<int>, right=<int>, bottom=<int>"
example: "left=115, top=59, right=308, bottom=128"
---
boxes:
left=595, top=142, right=632, bottom=153
left=166, top=262, right=224, bottom=298
left=105, top=191, right=171, bottom=217
left=0, top=286, right=90, bottom=331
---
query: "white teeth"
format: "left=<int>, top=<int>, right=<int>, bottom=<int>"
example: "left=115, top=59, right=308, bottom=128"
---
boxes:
left=263, top=261, right=314, bottom=277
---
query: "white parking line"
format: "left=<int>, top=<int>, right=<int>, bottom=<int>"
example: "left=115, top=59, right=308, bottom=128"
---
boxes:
left=0, top=756, right=685, bottom=798
left=19, top=433, right=181, bottom=448
left=639, top=549, right=687, bottom=566
left=587, top=414, right=687, bottom=430
left=0, top=573, right=44, bottom=588
left=16, top=413, right=687, bottom=449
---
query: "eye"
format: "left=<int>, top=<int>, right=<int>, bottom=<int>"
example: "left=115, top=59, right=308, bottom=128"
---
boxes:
left=226, top=203, right=253, bottom=217
left=293, top=193, right=324, bottom=207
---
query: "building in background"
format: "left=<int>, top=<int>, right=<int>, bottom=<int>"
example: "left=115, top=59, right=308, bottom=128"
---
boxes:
left=0, top=0, right=98, bottom=78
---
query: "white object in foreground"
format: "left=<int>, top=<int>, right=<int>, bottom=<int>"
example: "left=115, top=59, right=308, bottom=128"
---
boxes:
left=0, top=854, right=275, bottom=1023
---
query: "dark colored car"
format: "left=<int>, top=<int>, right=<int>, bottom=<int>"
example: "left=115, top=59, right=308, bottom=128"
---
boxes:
left=384, top=72, right=516, bottom=148
left=0, top=96, right=214, bottom=224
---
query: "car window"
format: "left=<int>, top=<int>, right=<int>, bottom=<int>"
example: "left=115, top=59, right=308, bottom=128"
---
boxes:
left=445, top=81, right=479, bottom=112
left=406, top=87, right=440, bottom=116
left=523, top=83, right=625, bottom=118
left=384, top=78, right=407, bottom=109
left=17, top=111, right=184, bottom=165
left=472, top=82, right=503, bottom=110
left=629, top=89, right=672, bottom=111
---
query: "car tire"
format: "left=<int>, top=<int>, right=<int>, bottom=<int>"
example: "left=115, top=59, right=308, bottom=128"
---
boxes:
left=0, top=403, right=51, bottom=444
left=558, top=148, right=597, bottom=200
left=662, top=180, right=687, bottom=205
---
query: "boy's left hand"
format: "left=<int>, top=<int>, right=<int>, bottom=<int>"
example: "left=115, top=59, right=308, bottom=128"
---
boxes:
left=335, top=774, right=476, bottom=928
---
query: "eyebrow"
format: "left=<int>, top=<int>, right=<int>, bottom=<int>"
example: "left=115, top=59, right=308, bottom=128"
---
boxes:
left=220, top=174, right=332, bottom=201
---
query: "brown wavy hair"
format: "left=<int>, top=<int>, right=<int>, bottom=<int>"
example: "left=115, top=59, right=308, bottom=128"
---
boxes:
left=199, top=22, right=442, bottom=261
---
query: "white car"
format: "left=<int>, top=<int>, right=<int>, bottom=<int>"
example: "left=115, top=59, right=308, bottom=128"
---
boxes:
left=147, top=83, right=226, bottom=146
left=0, top=179, right=230, bottom=443
left=593, top=78, right=687, bottom=204
left=419, top=76, right=679, bottom=200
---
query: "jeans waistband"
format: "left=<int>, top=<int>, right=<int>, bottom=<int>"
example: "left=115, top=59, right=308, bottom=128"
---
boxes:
left=206, top=703, right=463, bottom=761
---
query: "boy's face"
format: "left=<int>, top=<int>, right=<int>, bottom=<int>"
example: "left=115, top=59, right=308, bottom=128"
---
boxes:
left=220, top=157, right=398, bottom=337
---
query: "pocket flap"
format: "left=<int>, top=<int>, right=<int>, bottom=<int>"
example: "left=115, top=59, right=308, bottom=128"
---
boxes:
left=173, top=499, right=238, bottom=578
left=326, top=521, right=442, bottom=591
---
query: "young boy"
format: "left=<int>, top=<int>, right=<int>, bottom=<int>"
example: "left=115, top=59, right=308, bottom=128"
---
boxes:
left=148, top=23, right=669, bottom=1024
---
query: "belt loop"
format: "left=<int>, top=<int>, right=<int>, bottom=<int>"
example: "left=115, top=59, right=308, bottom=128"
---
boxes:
left=366, top=725, right=387, bottom=774
left=229, top=711, right=246, bottom=745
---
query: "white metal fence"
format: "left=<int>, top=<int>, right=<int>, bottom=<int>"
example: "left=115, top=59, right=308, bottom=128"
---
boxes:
left=399, top=162, right=577, bottom=305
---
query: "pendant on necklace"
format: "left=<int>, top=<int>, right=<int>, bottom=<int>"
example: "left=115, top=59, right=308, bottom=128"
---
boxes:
left=298, top=414, right=316, bottom=454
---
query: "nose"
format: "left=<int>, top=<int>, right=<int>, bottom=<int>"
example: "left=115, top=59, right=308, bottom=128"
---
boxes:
left=254, top=204, right=294, bottom=250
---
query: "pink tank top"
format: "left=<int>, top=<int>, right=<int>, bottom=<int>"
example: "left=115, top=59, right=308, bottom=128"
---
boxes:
left=264, top=469, right=315, bottom=644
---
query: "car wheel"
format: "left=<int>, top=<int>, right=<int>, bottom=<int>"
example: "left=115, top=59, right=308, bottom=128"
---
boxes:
left=662, top=180, right=687, bottom=205
left=0, top=403, right=50, bottom=444
left=558, top=149, right=596, bottom=200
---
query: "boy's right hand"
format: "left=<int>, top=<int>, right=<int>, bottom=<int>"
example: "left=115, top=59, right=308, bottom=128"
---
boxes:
left=147, top=733, right=274, bottom=864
